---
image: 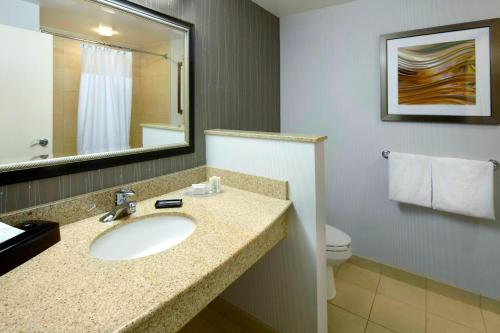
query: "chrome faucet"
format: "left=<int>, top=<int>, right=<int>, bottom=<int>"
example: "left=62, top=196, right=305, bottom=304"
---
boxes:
left=99, top=189, right=137, bottom=223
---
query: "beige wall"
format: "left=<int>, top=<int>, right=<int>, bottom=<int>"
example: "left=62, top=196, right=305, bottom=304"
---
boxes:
left=53, top=36, right=80, bottom=157
left=130, top=48, right=172, bottom=148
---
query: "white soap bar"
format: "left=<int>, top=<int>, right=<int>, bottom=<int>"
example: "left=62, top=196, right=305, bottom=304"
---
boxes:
left=191, top=183, right=208, bottom=195
left=0, top=221, right=24, bottom=243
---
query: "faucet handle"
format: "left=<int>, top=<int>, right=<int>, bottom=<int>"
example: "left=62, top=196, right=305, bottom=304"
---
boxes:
left=115, top=189, right=135, bottom=206
left=127, top=201, right=137, bottom=214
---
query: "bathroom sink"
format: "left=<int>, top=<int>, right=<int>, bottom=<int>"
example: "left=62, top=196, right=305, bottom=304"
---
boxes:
left=90, top=215, right=196, bottom=260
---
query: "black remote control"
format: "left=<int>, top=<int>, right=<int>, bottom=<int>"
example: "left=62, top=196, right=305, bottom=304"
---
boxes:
left=155, top=199, right=183, bottom=209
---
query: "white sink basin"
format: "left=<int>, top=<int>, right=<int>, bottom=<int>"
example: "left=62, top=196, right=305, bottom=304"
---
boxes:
left=90, top=215, right=196, bottom=260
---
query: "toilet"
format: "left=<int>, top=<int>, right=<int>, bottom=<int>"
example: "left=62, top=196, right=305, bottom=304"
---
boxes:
left=326, top=224, right=352, bottom=300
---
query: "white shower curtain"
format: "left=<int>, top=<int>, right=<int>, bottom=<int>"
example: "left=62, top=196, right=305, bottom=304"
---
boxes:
left=77, top=44, right=132, bottom=155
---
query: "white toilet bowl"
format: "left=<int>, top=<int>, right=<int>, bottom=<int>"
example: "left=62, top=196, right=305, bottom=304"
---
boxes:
left=326, top=224, right=352, bottom=300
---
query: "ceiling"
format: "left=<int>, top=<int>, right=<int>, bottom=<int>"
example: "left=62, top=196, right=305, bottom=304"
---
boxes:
left=39, top=0, right=185, bottom=51
left=252, top=0, right=357, bottom=17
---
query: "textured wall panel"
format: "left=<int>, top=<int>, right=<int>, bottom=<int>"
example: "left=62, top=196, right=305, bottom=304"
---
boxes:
left=281, top=0, right=500, bottom=299
left=207, top=135, right=327, bottom=333
left=0, top=0, right=280, bottom=213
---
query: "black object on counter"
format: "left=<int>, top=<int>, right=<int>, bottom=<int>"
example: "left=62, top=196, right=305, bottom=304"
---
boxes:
left=155, top=199, right=183, bottom=209
left=0, top=221, right=60, bottom=276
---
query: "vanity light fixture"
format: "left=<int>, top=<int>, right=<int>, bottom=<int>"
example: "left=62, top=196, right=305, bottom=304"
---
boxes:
left=95, top=25, right=115, bottom=37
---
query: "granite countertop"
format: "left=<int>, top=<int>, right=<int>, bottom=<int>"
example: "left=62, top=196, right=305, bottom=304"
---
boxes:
left=205, top=129, right=327, bottom=143
left=141, top=123, right=185, bottom=131
left=0, top=186, right=291, bottom=333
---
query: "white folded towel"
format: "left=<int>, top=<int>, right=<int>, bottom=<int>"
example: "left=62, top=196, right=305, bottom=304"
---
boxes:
left=0, top=221, right=25, bottom=243
left=389, top=152, right=432, bottom=208
left=432, top=157, right=495, bottom=220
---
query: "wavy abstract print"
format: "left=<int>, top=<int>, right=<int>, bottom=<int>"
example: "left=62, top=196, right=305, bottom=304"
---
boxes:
left=398, top=40, right=476, bottom=105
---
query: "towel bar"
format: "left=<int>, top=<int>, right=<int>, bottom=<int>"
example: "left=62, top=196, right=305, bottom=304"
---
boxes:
left=381, top=150, right=499, bottom=170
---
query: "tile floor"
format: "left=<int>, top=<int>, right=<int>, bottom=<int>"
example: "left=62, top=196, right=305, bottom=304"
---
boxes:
left=328, top=256, right=500, bottom=333
left=179, top=297, right=277, bottom=333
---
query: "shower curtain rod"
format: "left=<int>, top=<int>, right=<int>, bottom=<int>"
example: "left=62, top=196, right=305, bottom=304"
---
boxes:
left=41, top=28, right=181, bottom=63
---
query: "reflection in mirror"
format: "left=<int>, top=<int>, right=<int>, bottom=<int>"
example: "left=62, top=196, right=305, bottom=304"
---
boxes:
left=0, top=0, right=190, bottom=166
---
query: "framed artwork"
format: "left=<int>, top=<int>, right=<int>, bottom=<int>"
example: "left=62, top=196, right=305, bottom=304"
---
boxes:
left=380, top=18, right=500, bottom=124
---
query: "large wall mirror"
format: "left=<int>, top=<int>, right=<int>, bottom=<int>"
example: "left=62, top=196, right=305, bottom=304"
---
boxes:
left=0, top=0, right=194, bottom=185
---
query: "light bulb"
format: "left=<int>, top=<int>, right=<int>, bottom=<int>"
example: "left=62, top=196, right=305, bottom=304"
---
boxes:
left=95, top=25, right=114, bottom=37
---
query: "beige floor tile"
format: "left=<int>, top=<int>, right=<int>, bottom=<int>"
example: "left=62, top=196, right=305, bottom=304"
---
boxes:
left=482, top=310, right=500, bottom=333
left=336, top=262, right=380, bottom=292
left=427, top=281, right=484, bottom=332
left=427, top=313, right=481, bottom=333
left=242, top=322, right=276, bottom=333
left=365, top=321, right=396, bottom=333
left=327, top=303, right=367, bottom=333
left=331, top=279, right=376, bottom=318
left=481, top=296, right=500, bottom=333
left=377, top=275, right=425, bottom=309
left=370, top=294, right=425, bottom=333
left=200, top=306, right=245, bottom=333
left=178, top=316, right=223, bottom=333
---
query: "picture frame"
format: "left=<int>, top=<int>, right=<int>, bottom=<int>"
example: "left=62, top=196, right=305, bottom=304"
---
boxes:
left=380, top=18, right=500, bottom=124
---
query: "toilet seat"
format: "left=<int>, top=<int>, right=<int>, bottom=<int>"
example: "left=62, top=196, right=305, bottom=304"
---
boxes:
left=325, top=224, right=353, bottom=300
left=327, top=244, right=350, bottom=252
left=326, top=225, right=351, bottom=252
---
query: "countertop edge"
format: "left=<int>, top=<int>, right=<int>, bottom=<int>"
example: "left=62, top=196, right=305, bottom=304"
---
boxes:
left=205, top=129, right=327, bottom=143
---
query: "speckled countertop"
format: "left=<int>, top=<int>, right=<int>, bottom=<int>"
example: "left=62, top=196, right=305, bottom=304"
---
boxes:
left=205, top=129, right=328, bottom=143
left=0, top=186, right=291, bottom=333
